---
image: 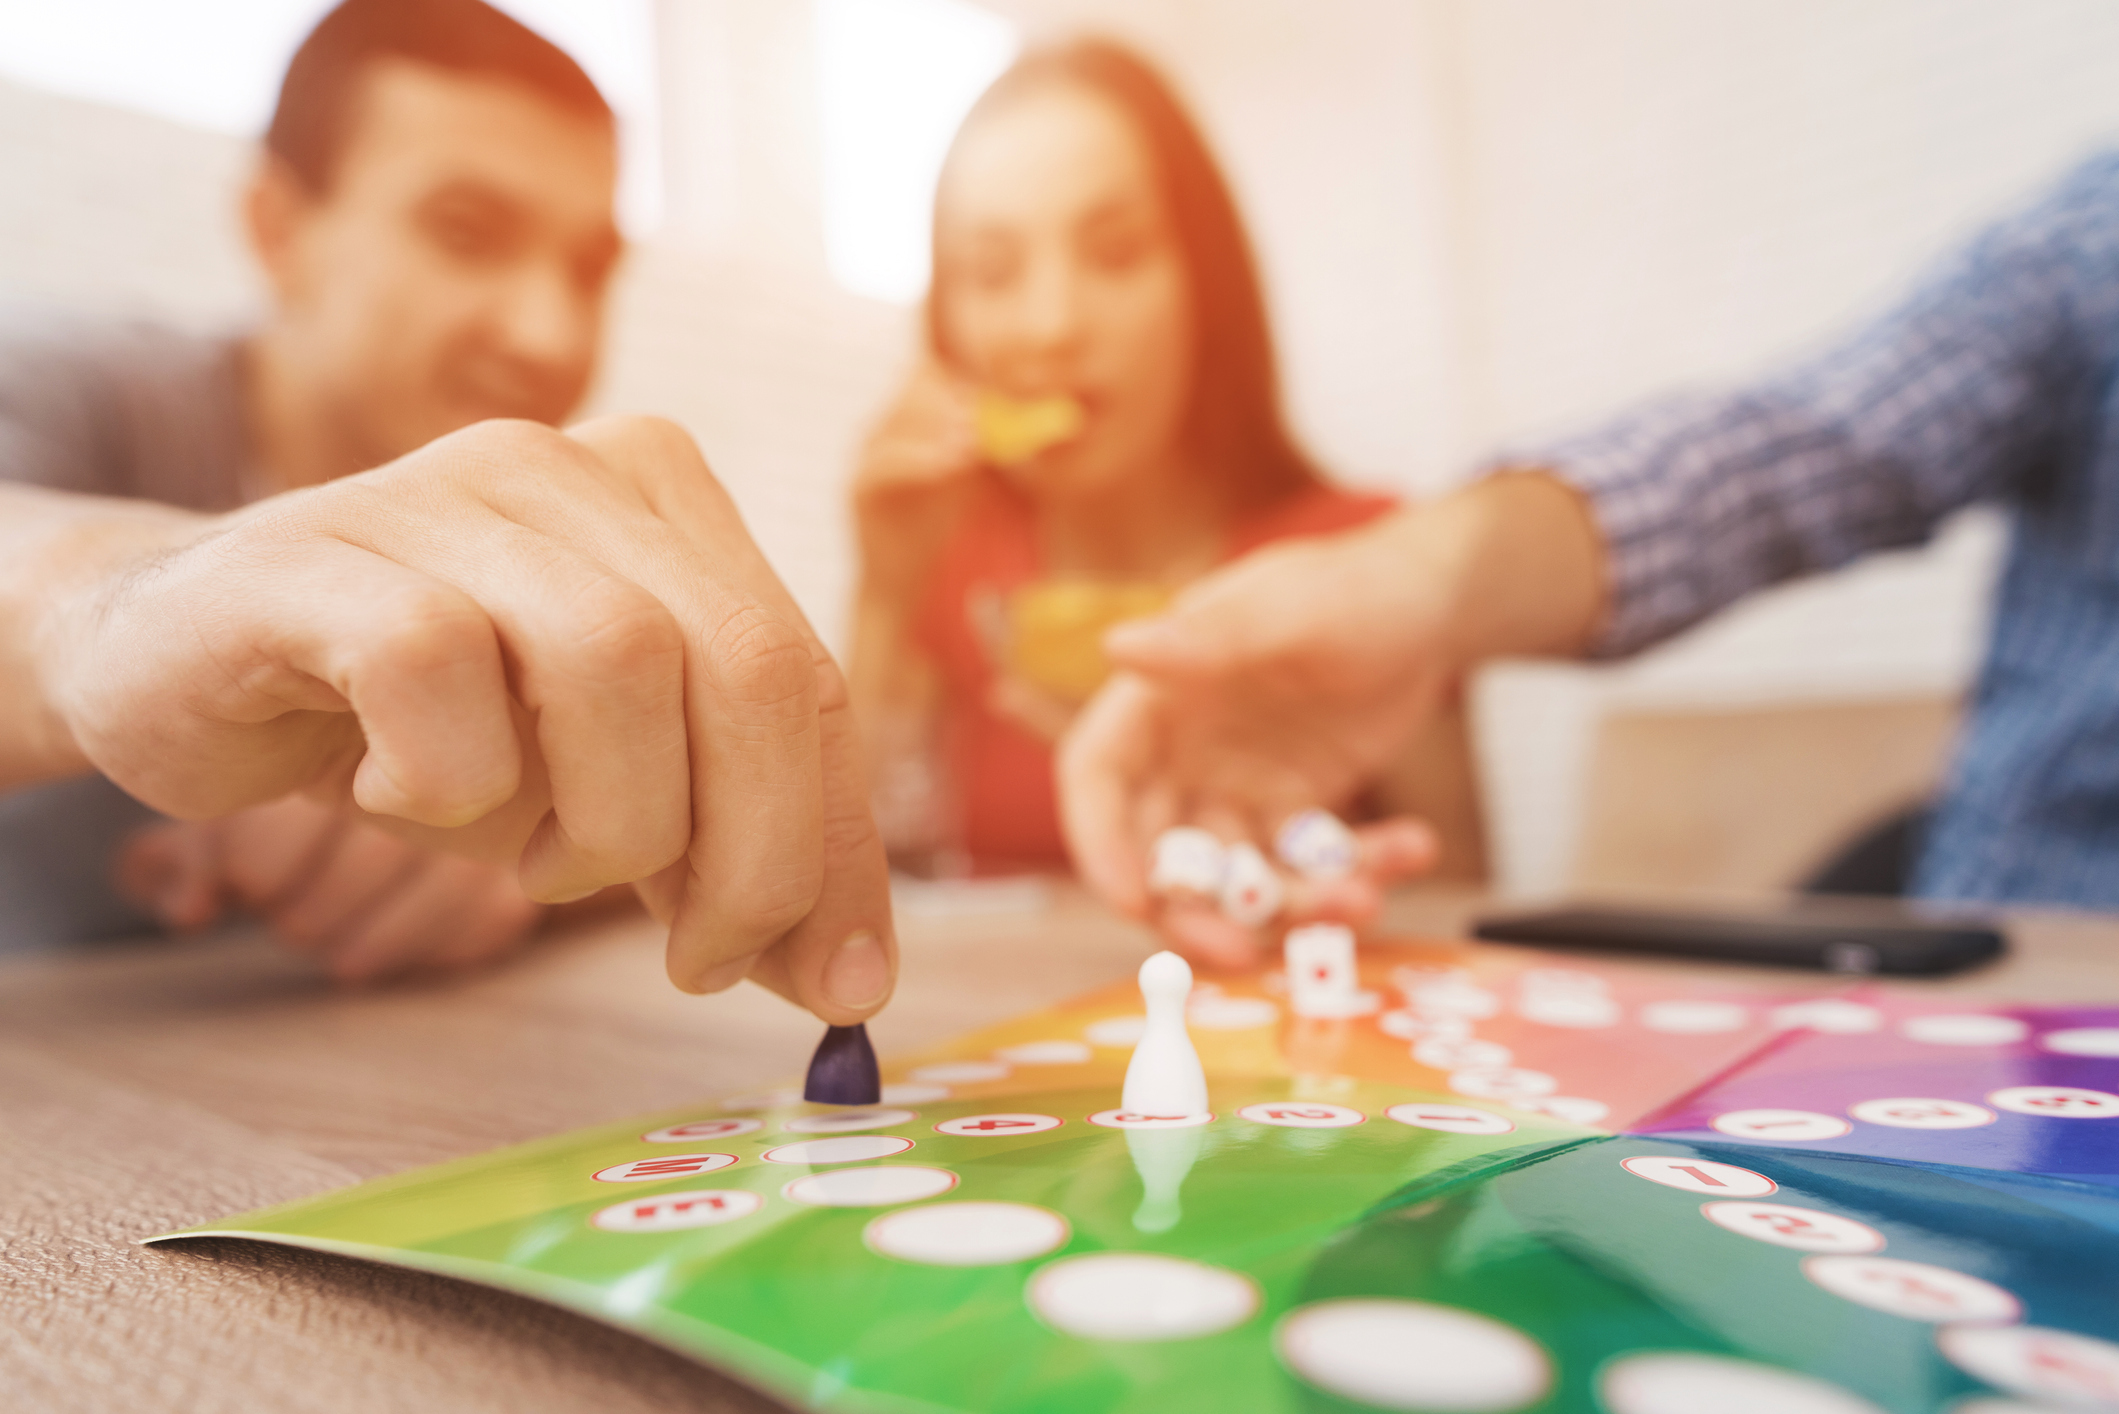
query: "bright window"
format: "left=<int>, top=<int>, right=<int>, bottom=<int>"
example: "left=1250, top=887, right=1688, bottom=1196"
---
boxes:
left=815, top=0, right=1019, bottom=305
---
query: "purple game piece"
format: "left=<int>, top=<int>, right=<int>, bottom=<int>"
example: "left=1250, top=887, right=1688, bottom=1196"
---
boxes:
left=803, top=1023, right=882, bottom=1106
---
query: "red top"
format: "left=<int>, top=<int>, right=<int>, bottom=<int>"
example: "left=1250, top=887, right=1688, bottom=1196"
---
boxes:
left=912, top=476, right=1398, bottom=869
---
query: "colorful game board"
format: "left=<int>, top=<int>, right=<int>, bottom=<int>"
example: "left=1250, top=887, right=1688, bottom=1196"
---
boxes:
left=148, top=940, right=2119, bottom=1413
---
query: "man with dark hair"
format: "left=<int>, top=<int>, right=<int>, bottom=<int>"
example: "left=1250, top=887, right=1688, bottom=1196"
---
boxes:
left=0, top=0, right=896, bottom=1024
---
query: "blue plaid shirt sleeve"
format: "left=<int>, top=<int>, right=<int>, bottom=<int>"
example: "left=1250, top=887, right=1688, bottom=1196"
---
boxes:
left=1514, top=156, right=2112, bottom=658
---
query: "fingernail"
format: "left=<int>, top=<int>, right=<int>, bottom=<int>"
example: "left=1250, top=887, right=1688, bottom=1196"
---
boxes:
left=695, top=957, right=752, bottom=993
left=823, top=930, right=891, bottom=1009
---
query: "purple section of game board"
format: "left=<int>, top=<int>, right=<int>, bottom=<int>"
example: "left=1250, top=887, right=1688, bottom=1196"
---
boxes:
left=1628, top=1007, right=2119, bottom=1187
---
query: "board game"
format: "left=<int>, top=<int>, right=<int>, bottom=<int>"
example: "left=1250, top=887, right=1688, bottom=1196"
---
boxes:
left=148, top=937, right=2119, bottom=1413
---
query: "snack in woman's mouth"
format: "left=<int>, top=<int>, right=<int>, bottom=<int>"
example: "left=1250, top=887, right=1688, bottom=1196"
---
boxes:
left=976, top=390, right=1085, bottom=467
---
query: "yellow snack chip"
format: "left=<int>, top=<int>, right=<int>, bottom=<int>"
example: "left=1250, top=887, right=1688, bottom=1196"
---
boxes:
left=977, top=391, right=1085, bottom=467
left=1005, top=580, right=1172, bottom=703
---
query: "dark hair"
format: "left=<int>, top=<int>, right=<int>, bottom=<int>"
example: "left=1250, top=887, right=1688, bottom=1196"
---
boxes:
left=929, top=38, right=1320, bottom=506
left=266, top=0, right=612, bottom=193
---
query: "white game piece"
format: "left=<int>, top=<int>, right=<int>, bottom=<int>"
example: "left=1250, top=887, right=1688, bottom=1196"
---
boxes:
left=592, top=1189, right=763, bottom=1233
left=1800, top=1255, right=2021, bottom=1323
left=1900, top=1013, right=2029, bottom=1046
left=864, top=1201, right=1068, bottom=1266
left=1987, top=1084, right=2119, bottom=1118
left=1122, top=951, right=1211, bottom=1119
left=1620, top=1155, right=1778, bottom=1197
left=1273, top=809, right=1358, bottom=879
left=1148, top=827, right=1227, bottom=895
left=782, top=1165, right=958, bottom=1207
left=1385, top=1102, right=1514, bottom=1136
left=994, top=1040, right=1093, bottom=1065
left=2040, top=1026, right=2119, bottom=1057
left=1085, top=1015, right=1147, bottom=1048
left=1769, top=999, right=1883, bottom=1034
left=1937, top=1325, right=2119, bottom=1406
left=1239, top=1102, right=1365, bottom=1129
left=1448, top=1066, right=1557, bottom=1102
left=1276, top=1298, right=1551, bottom=1412
left=1027, top=1253, right=1258, bottom=1341
left=591, top=1152, right=738, bottom=1183
left=908, top=1061, right=1010, bottom=1084
left=1600, top=1352, right=1889, bottom=1414
left=1847, top=1097, right=1995, bottom=1130
left=1709, top=1108, right=1853, bottom=1141
left=761, top=1135, right=914, bottom=1164
left=781, top=1107, right=916, bottom=1134
left=935, top=1112, right=1064, bottom=1137
left=1285, top=924, right=1379, bottom=1018
left=1218, top=842, right=1285, bottom=927
left=1128, top=1123, right=1206, bottom=1233
left=642, top=1118, right=762, bottom=1144
left=1638, top=1000, right=1749, bottom=1034
left=1698, top=1201, right=1884, bottom=1253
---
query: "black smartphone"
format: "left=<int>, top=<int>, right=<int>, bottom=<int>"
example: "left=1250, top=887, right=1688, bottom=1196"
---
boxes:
left=1470, top=902, right=2006, bottom=976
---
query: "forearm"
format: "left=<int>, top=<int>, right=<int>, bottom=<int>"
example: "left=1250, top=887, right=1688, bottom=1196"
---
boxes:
left=0, top=484, right=207, bottom=787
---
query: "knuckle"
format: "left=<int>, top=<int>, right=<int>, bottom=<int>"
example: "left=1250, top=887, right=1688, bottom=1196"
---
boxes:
left=563, top=576, right=684, bottom=683
left=349, top=585, right=491, bottom=681
left=708, top=607, right=816, bottom=715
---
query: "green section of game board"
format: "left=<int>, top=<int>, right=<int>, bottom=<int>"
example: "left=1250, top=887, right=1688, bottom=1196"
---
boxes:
left=160, top=1080, right=1595, bottom=1414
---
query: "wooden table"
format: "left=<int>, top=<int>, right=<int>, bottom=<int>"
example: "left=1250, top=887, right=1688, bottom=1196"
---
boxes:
left=5, top=885, right=2114, bottom=1412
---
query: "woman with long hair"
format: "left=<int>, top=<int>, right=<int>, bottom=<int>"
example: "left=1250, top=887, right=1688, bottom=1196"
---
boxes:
left=851, top=39, right=1470, bottom=876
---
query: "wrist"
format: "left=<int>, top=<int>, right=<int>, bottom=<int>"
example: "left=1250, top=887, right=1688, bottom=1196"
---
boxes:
left=1408, top=470, right=1607, bottom=670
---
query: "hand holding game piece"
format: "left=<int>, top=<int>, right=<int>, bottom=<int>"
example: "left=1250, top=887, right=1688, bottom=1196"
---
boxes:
left=803, top=1023, right=883, bottom=1107
left=9, top=415, right=897, bottom=1023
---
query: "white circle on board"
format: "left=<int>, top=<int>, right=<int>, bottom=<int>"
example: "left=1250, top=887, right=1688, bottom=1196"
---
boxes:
left=1239, top=1102, right=1365, bottom=1129
left=1411, top=981, right=1502, bottom=1019
left=1027, top=1253, right=1258, bottom=1341
left=1710, top=1108, right=1853, bottom=1142
left=2040, top=1027, right=2119, bottom=1058
left=783, top=1165, right=959, bottom=1207
left=1770, top=1000, right=1884, bottom=1034
left=1639, top=1000, right=1750, bottom=1034
left=716, top=1088, right=803, bottom=1112
left=908, top=1061, right=1010, bottom=1084
left=1621, top=1155, right=1777, bottom=1197
left=1700, top=1201, right=1884, bottom=1253
left=1518, top=994, right=1621, bottom=1029
left=995, top=1040, right=1093, bottom=1065
left=1275, top=1298, right=1551, bottom=1412
left=1449, top=1067, right=1557, bottom=1102
left=864, top=1201, right=1068, bottom=1266
left=1189, top=995, right=1280, bottom=1030
left=781, top=1107, right=917, bottom=1134
left=881, top=1083, right=950, bottom=1104
left=1937, top=1324, right=2119, bottom=1404
left=1085, top=1016, right=1148, bottom=1048
left=1414, top=1037, right=1514, bottom=1070
left=1530, top=1096, right=1611, bottom=1126
left=761, top=1135, right=915, bottom=1165
left=935, top=1113, right=1064, bottom=1137
left=1988, top=1085, right=2119, bottom=1119
left=1386, top=1103, right=1514, bottom=1136
left=1901, top=1013, right=2029, bottom=1047
left=1600, top=1351, right=1889, bottom=1414
left=1801, top=1256, right=2021, bottom=1324
left=1379, top=1009, right=1466, bottom=1041
left=642, top=1118, right=762, bottom=1144
left=591, top=1188, right=763, bottom=1233
left=1848, top=1097, right=1996, bottom=1130
left=592, top=1153, right=739, bottom=1183
left=1087, top=1109, right=1213, bottom=1130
